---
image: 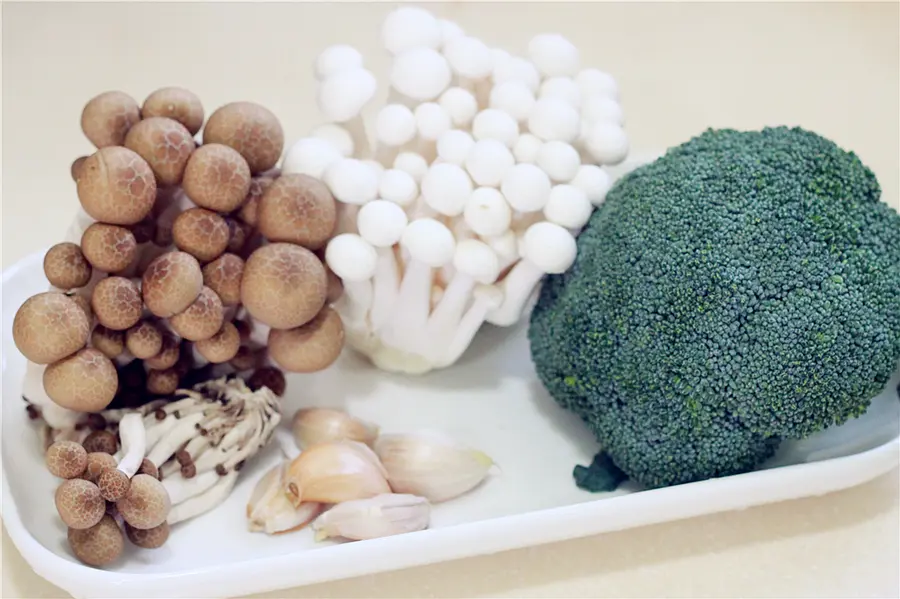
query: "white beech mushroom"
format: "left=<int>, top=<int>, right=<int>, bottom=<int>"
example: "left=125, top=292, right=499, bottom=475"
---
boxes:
left=436, top=129, right=475, bottom=166
left=438, top=87, right=479, bottom=129
left=281, top=137, right=342, bottom=179
left=464, top=139, right=515, bottom=188
left=585, top=120, right=630, bottom=165
left=374, top=104, right=417, bottom=166
left=570, top=164, right=612, bottom=206
left=471, top=108, right=519, bottom=148
left=97, top=412, right=146, bottom=501
left=316, top=66, right=377, bottom=158
left=311, top=123, right=354, bottom=157
left=381, top=6, right=442, bottom=55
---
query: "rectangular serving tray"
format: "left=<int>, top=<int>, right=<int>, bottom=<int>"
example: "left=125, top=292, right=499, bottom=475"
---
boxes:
left=3, top=246, right=899, bottom=599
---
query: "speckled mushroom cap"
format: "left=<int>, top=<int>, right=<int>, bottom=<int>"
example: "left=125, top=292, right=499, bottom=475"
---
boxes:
left=81, top=223, right=137, bottom=273
left=146, top=368, right=180, bottom=395
left=124, top=117, right=196, bottom=186
left=195, top=321, right=240, bottom=363
left=126, top=521, right=170, bottom=549
left=91, top=325, right=125, bottom=359
left=43, top=243, right=92, bottom=290
left=116, top=474, right=171, bottom=530
left=172, top=208, right=230, bottom=263
left=144, top=335, right=180, bottom=370
left=258, top=174, right=338, bottom=250
left=82, top=452, right=117, bottom=484
left=55, top=478, right=106, bottom=529
left=67, top=514, right=124, bottom=567
left=43, top=348, right=118, bottom=412
left=76, top=147, right=157, bottom=225
left=241, top=243, right=328, bottom=330
left=141, top=87, right=205, bottom=135
left=202, top=102, right=285, bottom=174
left=13, top=292, right=90, bottom=364
left=268, top=305, right=345, bottom=373
left=91, top=277, right=142, bottom=331
left=125, top=320, right=163, bottom=359
left=201, top=253, right=244, bottom=306
left=141, top=251, right=204, bottom=318
left=81, top=91, right=141, bottom=148
left=168, top=286, right=224, bottom=341
left=82, top=430, right=118, bottom=454
left=98, top=468, right=130, bottom=502
left=238, top=175, right=276, bottom=227
left=182, top=144, right=251, bottom=213
left=46, top=441, right=88, bottom=479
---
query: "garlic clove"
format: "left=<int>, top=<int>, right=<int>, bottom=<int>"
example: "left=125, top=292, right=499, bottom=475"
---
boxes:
left=374, top=430, right=494, bottom=502
left=246, top=463, right=284, bottom=522
left=283, top=441, right=391, bottom=506
left=312, top=493, right=430, bottom=541
left=291, top=408, right=379, bottom=450
left=247, top=462, right=323, bottom=534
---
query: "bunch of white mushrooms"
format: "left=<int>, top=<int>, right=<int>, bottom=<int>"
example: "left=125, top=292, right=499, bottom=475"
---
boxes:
left=282, top=7, right=629, bottom=374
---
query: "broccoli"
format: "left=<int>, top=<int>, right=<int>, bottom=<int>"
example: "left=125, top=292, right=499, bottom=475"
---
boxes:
left=529, top=126, right=900, bottom=489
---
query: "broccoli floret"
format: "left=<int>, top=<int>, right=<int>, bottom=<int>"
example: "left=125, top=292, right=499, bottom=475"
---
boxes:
left=573, top=451, right=628, bottom=492
left=529, top=126, right=900, bottom=489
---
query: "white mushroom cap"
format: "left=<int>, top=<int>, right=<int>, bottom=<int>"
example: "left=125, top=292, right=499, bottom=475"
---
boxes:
left=527, top=98, right=580, bottom=143
left=311, top=123, right=355, bottom=157
left=585, top=122, right=629, bottom=165
left=581, top=96, right=624, bottom=125
left=375, top=104, right=417, bottom=147
left=381, top=6, right=442, bottom=54
left=453, top=239, right=501, bottom=284
left=317, top=68, right=378, bottom=123
left=439, top=19, right=465, bottom=47
left=315, top=45, right=364, bottom=80
left=393, top=152, right=430, bottom=182
left=357, top=200, right=409, bottom=247
left=570, top=164, right=612, bottom=206
left=414, top=103, right=452, bottom=141
left=522, top=221, right=577, bottom=274
left=464, top=139, right=515, bottom=187
left=512, top=133, right=543, bottom=164
left=443, top=36, right=493, bottom=80
left=576, top=68, right=619, bottom=100
left=391, top=48, right=452, bottom=101
left=493, top=55, right=541, bottom=92
left=487, top=229, right=518, bottom=263
left=400, top=218, right=456, bottom=267
left=436, top=130, right=475, bottom=165
left=464, top=187, right=512, bottom=238
left=421, top=163, right=473, bottom=216
left=500, top=163, right=552, bottom=212
left=539, top=77, right=582, bottom=109
left=363, top=160, right=385, bottom=178
left=282, top=138, right=342, bottom=179
left=489, top=81, right=535, bottom=122
left=379, top=169, right=419, bottom=206
left=471, top=109, right=519, bottom=148
left=535, top=141, right=581, bottom=182
left=543, top=184, right=593, bottom=229
left=323, top=159, right=380, bottom=205
left=528, top=33, right=580, bottom=78
left=325, top=234, right=378, bottom=281
left=438, top=87, right=479, bottom=128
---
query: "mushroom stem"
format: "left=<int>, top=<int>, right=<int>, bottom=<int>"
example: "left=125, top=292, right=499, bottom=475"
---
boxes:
left=146, top=412, right=207, bottom=467
left=386, top=87, right=417, bottom=109
left=167, top=471, right=239, bottom=525
left=143, top=415, right=179, bottom=452
left=343, top=116, right=372, bottom=159
left=340, top=279, right=374, bottom=324
left=163, top=470, right=220, bottom=505
left=380, top=260, right=432, bottom=352
left=424, top=272, right=474, bottom=348
left=437, top=285, right=504, bottom=367
left=370, top=248, right=401, bottom=331
left=374, top=145, right=400, bottom=168
left=484, top=259, right=544, bottom=326
left=116, top=413, right=147, bottom=478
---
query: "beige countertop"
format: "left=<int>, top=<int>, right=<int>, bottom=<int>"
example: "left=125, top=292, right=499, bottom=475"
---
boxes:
left=2, top=2, right=898, bottom=597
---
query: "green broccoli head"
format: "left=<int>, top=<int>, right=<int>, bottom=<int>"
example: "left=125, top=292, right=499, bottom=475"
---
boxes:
left=529, top=126, right=900, bottom=489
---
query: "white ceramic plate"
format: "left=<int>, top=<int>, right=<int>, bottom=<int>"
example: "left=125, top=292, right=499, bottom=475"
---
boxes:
left=2, top=249, right=899, bottom=599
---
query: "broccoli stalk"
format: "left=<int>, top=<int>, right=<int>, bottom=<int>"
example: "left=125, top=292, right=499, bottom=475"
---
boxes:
left=573, top=451, right=627, bottom=492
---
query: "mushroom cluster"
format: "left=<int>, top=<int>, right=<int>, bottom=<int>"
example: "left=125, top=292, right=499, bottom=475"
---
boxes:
left=282, top=7, right=628, bottom=373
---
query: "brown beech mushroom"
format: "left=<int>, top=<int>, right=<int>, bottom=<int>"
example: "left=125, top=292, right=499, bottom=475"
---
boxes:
left=141, top=251, right=203, bottom=317
left=131, top=217, right=158, bottom=245
left=116, top=473, right=171, bottom=530
left=241, top=243, right=327, bottom=330
left=258, top=174, right=337, bottom=250
left=69, top=294, right=93, bottom=321
left=125, top=320, right=163, bottom=359
left=91, top=325, right=124, bottom=359
left=81, top=91, right=141, bottom=148
left=142, top=87, right=205, bottom=136
left=182, top=144, right=251, bottom=212
left=195, top=321, right=240, bottom=363
left=46, top=440, right=88, bottom=479
left=138, top=458, right=160, bottom=480
left=81, top=223, right=137, bottom=273
left=55, top=478, right=106, bottom=529
left=82, top=430, right=118, bottom=454
left=82, top=452, right=117, bottom=483
left=147, top=368, right=180, bottom=395
left=91, top=276, right=142, bottom=330
left=325, top=267, right=344, bottom=304
left=225, top=218, right=253, bottom=254
left=43, top=348, right=118, bottom=412
left=229, top=346, right=261, bottom=371
left=238, top=175, right=275, bottom=227
left=97, top=467, right=130, bottom=502
left=76, top=146, right=157, bottom=225
left=13, top=292, right=90, bottom=364
left=203, top=102, right=284, bottom=174
left=268, top=306, right=345, bottom=373
left=124, top=117, right=196, bottom=185
left=247, top=367, right=286, bottom=397
left=43, top=243, right=92, bottom=289
left=172, top=208, right=230, bottom=262
left=168, top=286, right=224, bottom=341
left=144, top=336, right=180, bottom=370
left=68, top=514, right=124, bottom=567
left=71, top=156, right=88, bottom=182
left=126, top=521, right=170, bottom=549
left=201, top=253, right=244, bottom=306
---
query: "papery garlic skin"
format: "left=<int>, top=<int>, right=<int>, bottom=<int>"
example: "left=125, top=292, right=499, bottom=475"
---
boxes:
left=247, top=463, right=323, bottom=534
left=374, top=431, right=494, bottom=502
left=313, top=493, right=430, bottom=541
left=291, top=408, right=379, bottom=450
left=284, top=441, right=391, bottom=506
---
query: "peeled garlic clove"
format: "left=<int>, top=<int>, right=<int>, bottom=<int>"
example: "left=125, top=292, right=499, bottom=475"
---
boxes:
left=313, top=493, right=430, bottom=542
left=374, top=430, right=494, bottom=503
left=291, top=408, right=379, bottom=450
left=247, top=462, right=323, bottom=534
left=247, top=463, right=283, bottom=522
left=283, top=441, right=391, bottom=506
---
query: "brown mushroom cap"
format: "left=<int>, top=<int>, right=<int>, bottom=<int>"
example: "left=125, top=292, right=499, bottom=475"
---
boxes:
left=82, top=430, right=118, bottom=455
left=229, top=345, right=261, bottom=371
left=168, top=286, right=224, bottom=341
left=82, top=452, right=118, bottom=483
left=131, top=217, right=158, bottom=245
left=126, top=520, right=170, bottom=549
left=201, top=253, right=244, bottom=306
left=142, top=251, right=204, bottom=317
left=71, top=156, right=89, bottom=182
left=116, top=474, right=171, bottom=530
left=13, top=292, right=90, bottom=364
left=81, top=223, right=137, bottom=273
left=98, top=468, right=130, bottom=501
left=68, top=514, right=124, bottom=567
left=182, top=144, right=251, bottom=212
left=225, top=218, right=252, bottom=255
left=195, top=321, right=240, bottom=363
left=241, top=243, right=327, bottom=330
left=124, top=117, right=196, bottom=186
left=268, top=306, right=345, bottom=373
left=138, top=458, right=160, bottom=480
left=247, top=367, right=286, bottom=396
left=44, top=348, right=118, bottom=412
left=46, top=441, right=88, bottom=479
left=81, top=91, right=141, bottom=148
left=258, top=174, right=337, bottom=250
left=125, top=320, right=163, bottom=359
left=76, top=146, right=157, bottom=225
left=55, top=478, right=106, bottom=529
left=172, top=208, right=230, bottom=262
left=43, top=243, right=92, bottom=289
left=238, top=175, right=275, bottom=227
left=202, top=102, right=284, bottom=174
left=325, top=266, right=344, bottom=304
left=144, top=335, right=180, bottom=370
left=142, top=87, right=205, bottom=136
left=69, top=294, right=93, bottom=322
left=91, top=277, right=142, bottom=330
left=91, top=325, right=125, bottom=359
left=146, top=368, right=180, bottom=395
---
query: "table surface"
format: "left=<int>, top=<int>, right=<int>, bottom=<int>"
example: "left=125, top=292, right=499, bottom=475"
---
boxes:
left=2, top=2, right=898, bottom=598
